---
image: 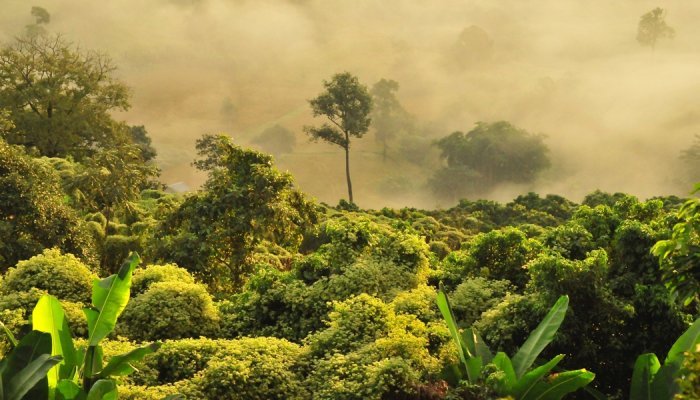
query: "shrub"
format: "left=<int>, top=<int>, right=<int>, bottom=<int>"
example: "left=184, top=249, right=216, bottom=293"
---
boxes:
left=1, top=249, right=96, bottom=303
left=306, top=294, right=392, bottom=357
left=190, top=337, right=307, bottom=400
left=118, top=384, right=182, bottom=400
left=449, top=277, right=514, bottom=327
left=391, top=285, right=439, bottom=323
left=131, top=263, right=196, bottom=295
left=119, top=281, right=219, bottom=341
left=135, top=338, right=221, bottom=385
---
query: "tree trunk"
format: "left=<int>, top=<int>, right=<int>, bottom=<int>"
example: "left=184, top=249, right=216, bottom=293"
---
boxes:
left=344, top=134, right=353, bottom=204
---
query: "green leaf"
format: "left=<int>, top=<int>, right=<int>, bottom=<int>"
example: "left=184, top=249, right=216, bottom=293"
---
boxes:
left=162, top=395, right=185, bottom=400
left=85, top=253, right=139, bottom=346
left=649, top=365, right=679, bottom=400
left=630, top=353, right=660, bottom=400
left=462, top=328, right=493, bottom=364
left=512, top=295, right=569, bottom=378
left=99, top=342, right=160, bottom=377
left=32, top=295, right=78, bottom=387
left=465, top=356, right=483, bottom=384
left=512, top=354, right=565, bottom=399
left=86, top=379, right=117, bottom=400
left=526, top=369, right=595, bottom=400
left=5, top=354, right=63, bottom=400
left=492, top=352, right=516, bottom=394
left=436, top=289, right=469, bottom=363
left=56, top=379, right=86, bottom=400
left=0, top=320, right=17, bottom=348
left=665, top=318, right=700, bottom=367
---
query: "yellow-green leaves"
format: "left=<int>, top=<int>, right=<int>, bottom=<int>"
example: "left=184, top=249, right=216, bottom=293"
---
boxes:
left=85, top=254, right=139, bottom=346
left=32, top=295, right=77, bottom=391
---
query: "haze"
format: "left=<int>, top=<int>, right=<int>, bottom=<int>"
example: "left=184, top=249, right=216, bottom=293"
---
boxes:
left=2, top=0, right=699, bottom=208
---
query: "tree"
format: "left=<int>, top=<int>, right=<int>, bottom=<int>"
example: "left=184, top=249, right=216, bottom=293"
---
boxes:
left=129, top=125, right=157, bottom=162
left=637, top=7, right=675, bottom=51
left=26, top=6, right=51, bottom=37
left=0, top=138, right=96, bottom=269
left=153, top=134, right=317, bottom=291
left=305, top=72, right=372, bottom=204
left=0, top=34, right=131, bottom=159
left=431, top=121, right=550, bottom=201
left=251, top=124, right=296, bottom=156
left=370, top=79, right=412, bottom=162
left=64, top=144, right=158, bottom=270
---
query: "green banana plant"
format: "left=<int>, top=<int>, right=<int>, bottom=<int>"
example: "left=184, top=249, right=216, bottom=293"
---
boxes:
left=29, top=253, right=161, bottom=400
left=437, top=288, right=595, bottom=399
left=629, top=317, right=700, bottom=400
left=0, top=330, right=63, bottom=400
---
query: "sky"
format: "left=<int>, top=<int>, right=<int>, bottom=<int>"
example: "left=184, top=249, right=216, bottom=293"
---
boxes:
left=1, top=0, right=699, bottom=208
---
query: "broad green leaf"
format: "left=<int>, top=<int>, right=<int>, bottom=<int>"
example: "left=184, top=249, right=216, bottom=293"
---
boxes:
left=32, top=295, right=78, bottom=388
left=462, top=328, right=493, bottom=364
left=56, top=379, right=86, bottom=400
left=664, top=318, right=700, bottom=367
left=526, top=369, right=595, bottom=400
left=465, top=356, right=482, bottom=384
left=85, top=253, right=139, bottom=346
left=512, top=354, right=565, bottom=399
left=512, top=296, right=569, bottom=378
left=630, top=353, right=660, bottom=400
left=0, top=320, right=17, bottom=348
left=99, top=342, right=160, bottom=377
left=83, top=346, right=104, bottom=382
left=2, top=331, right=54, bottom=400
left=649, top=365, right=679, bottom=400
left=86, top=379, right=117, bottom=400
left=162, top=395, right=185, bottom=400
left=492, top=352, right=516, bottom=394
left=437, top=289, right=469, bottom=364
left=5, top=354, right=62, bottom=400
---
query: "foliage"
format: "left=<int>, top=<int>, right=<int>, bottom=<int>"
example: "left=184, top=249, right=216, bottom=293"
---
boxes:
left=637, top=7, right=675, bottom=50
left=131, top=264, right=196, bottom=295
left=188, top=337, right=307, bottom=400
left=153, top=134, right=317, bottom=291
left=431, top=122, right=550, bottom=199
left=437, top=289, right=594, bottom=399
left=0, top=330, right=62, bottom=400
left=1, top=249, right=96, bottom=303
left=304, top=72, right=373, bottom=203
left=119, top=281, right=219, bottom=341
left=0, top=34, right=130, bottom=159
left=31, top=254, right=161, bottom=399
left=449, top=278, right=514, bottom=328
left=676, top=344, right=700, bottom=400
left=653, top=194, right=700, bottom=305
left=629, top=318, right=700, bottom=400
left=0, top=139, right=96, bottom=269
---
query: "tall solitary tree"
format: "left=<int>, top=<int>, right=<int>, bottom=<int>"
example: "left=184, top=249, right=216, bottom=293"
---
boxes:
left=304, top=72, right=372, bottom=204
left=637, top=7, right=675, bottom=51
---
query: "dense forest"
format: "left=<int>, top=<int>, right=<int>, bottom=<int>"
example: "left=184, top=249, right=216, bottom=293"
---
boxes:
left=1, top=3, right=700, bottom=400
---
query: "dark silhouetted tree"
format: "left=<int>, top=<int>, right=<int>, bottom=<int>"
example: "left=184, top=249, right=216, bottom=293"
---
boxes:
left=252, top=124, right=296, bottom=156
left=370, top=79, right=412, bottom=162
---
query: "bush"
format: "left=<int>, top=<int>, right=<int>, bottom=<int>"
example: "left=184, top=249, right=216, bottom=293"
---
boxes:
left=136, top=338, right=222, bottom=385
left=190, top=337, right=307, bottom=400
left=131, top=263, right=196, bottom=295
left=1, top=249, right=96, bottom=303
left=306, top=294, right=392, bottom=357
left=391, top=285, right=439, bottom=323
left=118, top=384, right=182, bottom=400
left=119, top=281, right=219, bottom=341
left=449, top=277, right=514, bottom=327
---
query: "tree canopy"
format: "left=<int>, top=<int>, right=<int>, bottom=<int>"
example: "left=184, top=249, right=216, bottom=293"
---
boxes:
left=0, top=34, right=131, bottom=159
left=153, top=134, right=318, bottom=291
left=431, top=121, right=550, bottom=201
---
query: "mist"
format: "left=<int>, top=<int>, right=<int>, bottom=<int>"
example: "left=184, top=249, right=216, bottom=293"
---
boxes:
left=2, top=0, right=699, bottom=208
